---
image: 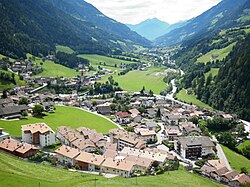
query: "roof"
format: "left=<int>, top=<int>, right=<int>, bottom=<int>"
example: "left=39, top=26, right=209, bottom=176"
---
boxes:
left=145, top=121, right=157, bottom=128
left=22, top=123, right=53, bottom=134
left=15, top=143, right=39, bottom=154
left=101, top=157, right=134, bottom=172
left=76, top=152, right=104, bottom=165
left=213, top=166, right=229, bottom=176
left=177, top=136, right=215, bottom=148
left=137, top=129, right=156, bottom=136
left=0, top=138, right=21, bottom=152
left=232, top=174, right=250, bottom=184
left=207, top=160, right=226, bottom=170
left=0, top=105, right=29, bottom=116
left=120, top=147, right=168, bottom=163
left=222, top=170, right=238, bottom=180
left=55, top=145, right=81, bottom=159
left=129, top=109, right=140, bottom=115
left=115, top=112, right=131, bottom=118
left=201, top=165, right=216, bottom=173
left=71, top=139, right=96, bottom=150
left=120, top=153, right=153, bottom=168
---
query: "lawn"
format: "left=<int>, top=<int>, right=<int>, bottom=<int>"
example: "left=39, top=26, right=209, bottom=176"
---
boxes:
left=0, top=152, right=222, bottom=187
left=0, top=70, right=27, bottom=91
left=221, top=145, right=250, bottom=172
left=0, top=106, right=117, bottom=137
left=176, top=89, right=213, bottom=110
left=27, top=54, right=79, bottom=78
left=196, top=42, right=236, bottom=64
left=78, top=54, right=135, bottom=66
left=237, top=140, right=250, bottom=151
left=56, top=45, right=75, bottom=54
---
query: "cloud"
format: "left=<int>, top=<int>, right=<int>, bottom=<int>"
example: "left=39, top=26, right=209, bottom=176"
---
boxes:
left=85, top=0, right=221, bottom=24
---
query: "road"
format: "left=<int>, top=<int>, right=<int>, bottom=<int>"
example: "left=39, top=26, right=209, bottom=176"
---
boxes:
left=29, top=83, right=48, bottom=94
left=212, top=136, right=231, bottom=170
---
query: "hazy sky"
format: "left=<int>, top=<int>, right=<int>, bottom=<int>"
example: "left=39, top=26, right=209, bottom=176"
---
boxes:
left=85, top=0, right=222, bottom=24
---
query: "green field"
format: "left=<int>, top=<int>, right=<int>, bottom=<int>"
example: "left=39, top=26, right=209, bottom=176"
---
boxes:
left=196, top=42, right=236, bottom=64
left=176, top=89, right=213, bottom=110
left=0, top=70, right=27, bottom=91
left=56, top=45, right=75, bottom=54
left=98, top=68, right=167, bottom=95
left=78, top=54, right=134, bottom=66
left=221, top=145, right=250, bottom=172
left=27, top=54, right=79, bottom=78
left=205, top=68, right=219, bottom=80
left=0, top=106, right=117, bottom=136
left=237, top=140, right=250, bottom=151
left=0, top=152, right=222, bottom=187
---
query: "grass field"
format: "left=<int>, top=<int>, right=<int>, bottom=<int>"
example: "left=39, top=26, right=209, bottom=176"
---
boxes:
left=221, top=145, right=250, bottom=172
left=0, top=106, right=117, bottom=137
left=205, top=68, right=219, bottom=81
left=196, top=42, right=236, bottom=64
left=176, top=89, right=213, bottom=110
left=98, top=68, right=167, bottom=94
left=0, top=70, right=27, bottom=91
left=56, top=45, right=75, bottom=54
left=0, top=152, right=222, bottom=187
left=78, top=54, right=135, bottom=66
left=26, top=54, right=79, bottom=78
left=237, top=140, right=250, bottom=151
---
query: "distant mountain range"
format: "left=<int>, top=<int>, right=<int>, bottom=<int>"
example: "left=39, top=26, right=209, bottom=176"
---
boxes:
left=0, top=0, right=151, bottom=59
left=155, top=0, right=250, bottom=46
left=127, top=18, right=187, bottom=41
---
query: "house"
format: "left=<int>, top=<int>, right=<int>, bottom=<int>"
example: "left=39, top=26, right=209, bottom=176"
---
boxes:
left=229, top=173, right=250, bottom=187
left=221, top=170, right=239, bottom=184
left=55, top=145, right=81, bottom=167
left=145, top=121, right=157, bottom=130
left=96, top=103, right=112, bottom=115
left=109, top=129, right=146, bottom=151
left=22, top=123, right=56, bottom=147
left=174, top=136, right=215, bottom=159
left=0, top=128, right=9, bottom=141
left=0, top=138, right=38, bottom=158
left=165, top=126, right=182, bottom=142
left=76, top=152, right=105, bottom=171
left=71, top=139, right=96, bottom=153
left=115, top=112, right=131, bottom=124
left=146, top=108, right=157, bottom=118
left=211, top=166, right=229, bottom=182
left=0, top=105, right=29, bottom=119
left=120, top=147, right=168, bottom=167
left=179, top=122, right=201, bottom=135
left=129, top=108, right=140, bottom=118
left=134, top=128, right=156, bottom=143
left=101, top=157, right=135, bottom=178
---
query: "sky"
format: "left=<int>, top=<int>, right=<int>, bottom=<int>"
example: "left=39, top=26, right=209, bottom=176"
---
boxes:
left=85, top=0, right=222, bottom=24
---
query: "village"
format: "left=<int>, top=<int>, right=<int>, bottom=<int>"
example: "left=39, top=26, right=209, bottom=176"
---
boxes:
left=0, top=78, right=250, bottom=187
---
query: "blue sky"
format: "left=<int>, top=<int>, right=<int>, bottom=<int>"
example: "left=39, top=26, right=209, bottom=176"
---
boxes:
left=85, top=0, right=222, bottom=24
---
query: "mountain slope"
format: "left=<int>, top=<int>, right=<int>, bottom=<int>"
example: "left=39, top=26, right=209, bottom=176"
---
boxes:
left=127, top=18, right=170, bottom=41
left=49, top=0, right=151, bottom=47
left=0, top=0, right=137, bottom=59
left=127, top=18, right=188, bottom=41
left=155, top=0, right=250, bottom=46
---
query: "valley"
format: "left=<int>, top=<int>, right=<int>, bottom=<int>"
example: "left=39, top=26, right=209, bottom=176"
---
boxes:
left=0, top=0, right=250, bottom=187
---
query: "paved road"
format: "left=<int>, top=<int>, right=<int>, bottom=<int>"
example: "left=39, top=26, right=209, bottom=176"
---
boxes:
left=212, top=136, right=231, bottom=170
left=29, top=83, right=48, bottom=94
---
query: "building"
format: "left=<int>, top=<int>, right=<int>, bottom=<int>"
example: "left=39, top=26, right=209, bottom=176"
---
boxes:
left=101, top=157, right=135, bottom=178
left=165, top=125, right=182, bottom=142
left=0, top=105, right=29, bottom=119
left=174, top=136, right=215, bottom=159
left=109, top=129, right=146, bottom=151
left=0, top=128, right=9, bottom=141
left=115, top=112, right=131, bottom=124
left=134, top=128, right=156, bottom=143
left=55, top=145, right=81, bottom=167
left=76, top=152, right=105, bottom=171
left=229, top=173, right=250, bottom=187
left=22, top=123, right=56, bottom=147
left=0, top=138, right=38, bottom=158
left=96, top=103, right=112, bottom=115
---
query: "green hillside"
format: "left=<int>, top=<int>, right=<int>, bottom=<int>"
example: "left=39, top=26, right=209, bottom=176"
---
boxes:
left=0, top=106, right=117, bottom=136
left=0, top=70, right=27, bottom=91
left=0, top=152, right=222, bottom=187
left=56, top=45, right=75, bottom=54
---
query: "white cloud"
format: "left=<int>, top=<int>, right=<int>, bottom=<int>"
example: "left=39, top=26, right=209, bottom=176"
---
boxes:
left=85, top=0, right=221, bottom=24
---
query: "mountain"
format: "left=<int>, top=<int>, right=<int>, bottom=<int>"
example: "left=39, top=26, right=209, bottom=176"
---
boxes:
left=155, top=0, right=250, bottom=46
left=48, top=0, right=151, bottom=47
left=127, top=18, right=169, bottom=41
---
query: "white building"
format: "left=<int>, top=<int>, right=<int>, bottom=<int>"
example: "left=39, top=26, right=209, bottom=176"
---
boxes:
left=22, top=123, right=56, bottom=147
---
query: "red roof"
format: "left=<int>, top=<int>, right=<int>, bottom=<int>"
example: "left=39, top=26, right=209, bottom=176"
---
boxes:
left=116, top=112, right=131, bottom=118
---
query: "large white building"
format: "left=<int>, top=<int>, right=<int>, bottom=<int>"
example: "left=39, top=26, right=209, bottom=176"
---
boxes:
left=22, top=123, right=56, bottom=147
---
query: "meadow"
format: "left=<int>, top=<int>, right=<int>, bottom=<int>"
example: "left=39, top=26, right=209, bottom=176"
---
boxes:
left=0, top=152, right=222, bottom=187
left=0, top=106, right=117, bottom=137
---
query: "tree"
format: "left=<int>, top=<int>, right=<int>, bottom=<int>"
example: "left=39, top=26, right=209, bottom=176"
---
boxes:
left=149, top=90, right=154, bottom=96
left=140, top=86, right=145, bottom=95
left=240, top=167, right=248, bottom=174
left=32, top=104, right=44, bottom=116
left=2, top=89, right=8, bottom=99
left=19, top=97, right=29, bottom=105
left=189, top=117, right=199, bottom=125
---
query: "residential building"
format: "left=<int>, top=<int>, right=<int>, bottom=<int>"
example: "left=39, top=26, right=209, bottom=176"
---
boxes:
left=174, top=136, right=215, bottom=159
left=134, top=128, right=156, bottom=143
left=55, top=145, right=81, bottom=166
left=22, top=123, right=56, bottom=147
left=115, top=112, right=131, bottom=124
left=76, top=152, right=105, bottom=171
left=165, top=125, right=182, bottom=142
